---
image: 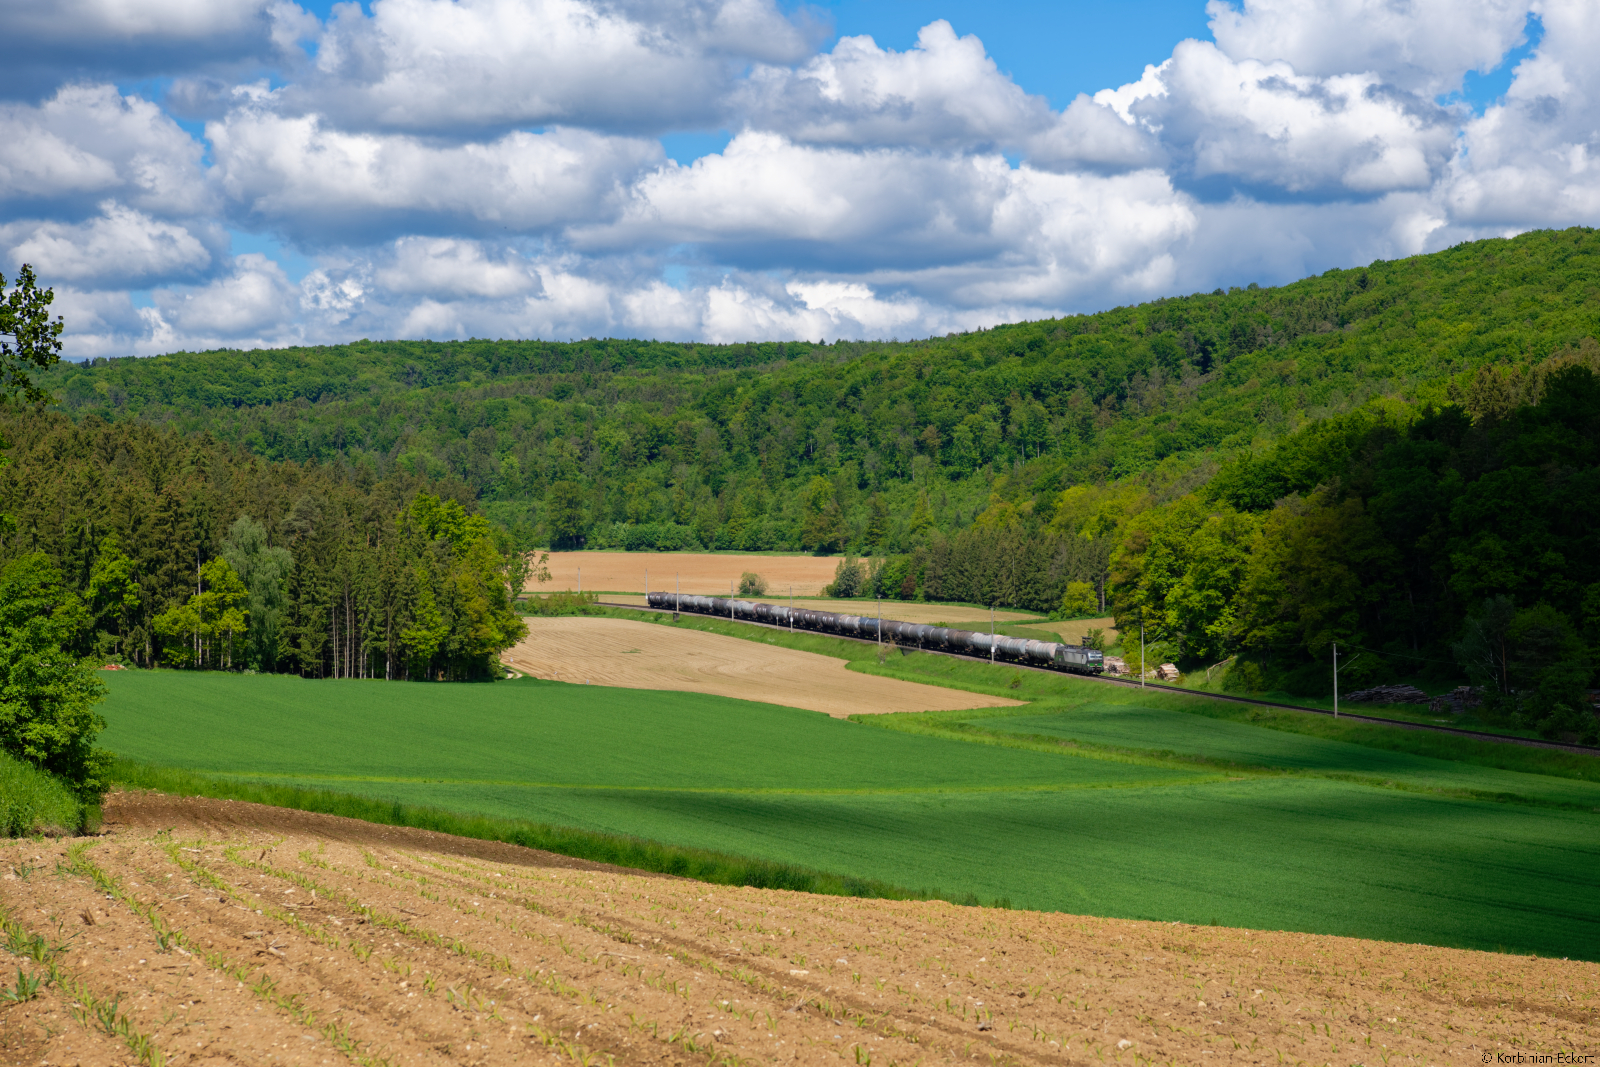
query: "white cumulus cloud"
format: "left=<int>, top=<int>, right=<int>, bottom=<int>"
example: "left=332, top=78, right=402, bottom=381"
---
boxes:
left=152, top=253, right=299, bottom=340
left=739, top=20, right=1050, bottom=150
left=2, top=202, right=213, bottom=287
left=10, top=0, right=1600, bottom=358
left=1098, top=41, right=1458, bottom=197
left=208, top=110, right=663, bottom=244
left=1441, top=0, right=1600, bottom=229
left=1206, top=0, right=1533, bottom=94
left=291, top=0, right=813, bottom=135
left=0, top=85, right=213, bottom=217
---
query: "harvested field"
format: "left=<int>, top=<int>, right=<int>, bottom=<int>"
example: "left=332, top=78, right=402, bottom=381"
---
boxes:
left=505, top=617, right=1023, bottom=717
left=3, top=793, right=1592, bottom=1067
left=537, top=551, right=842, bottom=595
left=1023, top=616, right=1120, bottom=644
left=598, top=594, right=1039, bottom=625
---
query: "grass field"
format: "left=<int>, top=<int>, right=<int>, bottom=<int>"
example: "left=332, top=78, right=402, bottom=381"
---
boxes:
left=98, top=635, right=1600, bottom=960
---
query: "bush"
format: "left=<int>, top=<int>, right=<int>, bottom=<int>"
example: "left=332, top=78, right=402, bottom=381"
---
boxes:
left=0, top=553, right=110, bottom=801
left=1052, top=581, right=1099, bottom=620
left=0, top=747, right=86, bottom=837
left=825, top=556, right=867, bottom=598
left=520, top=591, right=599, bottom=616
left=738, top=572, right=768, bottom=596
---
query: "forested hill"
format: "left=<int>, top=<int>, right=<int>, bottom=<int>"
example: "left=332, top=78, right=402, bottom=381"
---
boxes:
left=34, top=227, right=1600, bottom=561
left=9, top=223, right=1600, bottom=713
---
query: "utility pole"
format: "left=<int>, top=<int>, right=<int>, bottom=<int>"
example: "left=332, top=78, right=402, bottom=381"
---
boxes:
left=877, top=596, right=882, bottom=651
left=789, top=585, right=793, bottom=633
left=674, top=573, right=679, bottom=620
left=577, top=567, right=581, bottom=594
left=1140, top=618, right=1146, bottom=688
left=990, top=604, right=996, bottom=665
left=1333, top=642, right=1339, bottom=718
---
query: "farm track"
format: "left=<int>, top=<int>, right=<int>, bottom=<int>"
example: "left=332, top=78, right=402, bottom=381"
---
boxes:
left=602, top=602, right=1600, bottom=756
left=4, top=793, right=1595, bottom=1067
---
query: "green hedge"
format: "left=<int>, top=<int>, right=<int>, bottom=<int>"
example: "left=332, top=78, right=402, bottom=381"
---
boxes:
left=0, top=749, right=89, bottom=837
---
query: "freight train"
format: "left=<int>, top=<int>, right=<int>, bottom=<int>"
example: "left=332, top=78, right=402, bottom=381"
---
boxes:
left=644, top=592, right=1106, bottom=675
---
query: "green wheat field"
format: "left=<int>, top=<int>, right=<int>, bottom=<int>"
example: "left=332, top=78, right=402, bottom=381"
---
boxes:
left=99, top=621, right=1600, bottom=961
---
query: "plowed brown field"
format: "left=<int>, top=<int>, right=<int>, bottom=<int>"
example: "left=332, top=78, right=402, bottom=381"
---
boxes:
left=537, top=553, right=842, bottom=596
left=504, top=618, right=1023, bottom=717
left=4, top=794, right=1593, bottom=1067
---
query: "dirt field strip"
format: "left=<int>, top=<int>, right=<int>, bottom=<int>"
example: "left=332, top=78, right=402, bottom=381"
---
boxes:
left=3, top=794, right=1596, bottom=1067
left=505, top=617, right=1025, bottom=717
left=1022, top=617, right=1119, bottom=644
left=537, top=552, right=845, bottom=596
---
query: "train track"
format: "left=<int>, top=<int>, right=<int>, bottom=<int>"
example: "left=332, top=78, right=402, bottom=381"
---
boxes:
left=596, top=599, right=1600, bottom=757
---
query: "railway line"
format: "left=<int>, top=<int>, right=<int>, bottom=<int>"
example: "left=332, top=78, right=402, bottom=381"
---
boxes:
left=597, top=598, right=1600, bottom=757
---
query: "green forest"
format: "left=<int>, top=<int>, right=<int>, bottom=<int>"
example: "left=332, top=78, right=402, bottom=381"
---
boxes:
left=5, top=226, right=1600, bottom=740
left=0, top=413, right=526, bottom=680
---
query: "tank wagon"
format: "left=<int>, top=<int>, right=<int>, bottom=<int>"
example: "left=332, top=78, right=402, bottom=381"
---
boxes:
left=644, top=592, right=1105, bottom=675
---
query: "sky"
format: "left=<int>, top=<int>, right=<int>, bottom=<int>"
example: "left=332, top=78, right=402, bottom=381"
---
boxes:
left=0, top=0, right=1595, bottom=357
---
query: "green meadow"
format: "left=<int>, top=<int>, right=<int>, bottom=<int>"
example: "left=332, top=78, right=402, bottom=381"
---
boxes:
left=99, top=617, right=1600, bottom=961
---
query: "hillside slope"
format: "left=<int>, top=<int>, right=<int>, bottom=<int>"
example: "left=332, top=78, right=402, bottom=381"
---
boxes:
left=34, top=228, right=1600, bottom=555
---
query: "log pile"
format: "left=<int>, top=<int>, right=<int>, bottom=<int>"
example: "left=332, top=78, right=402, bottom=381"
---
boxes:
left=1343, top=684, right=1430, bottom=705
left=1428, top=686, right=1483, bottom=714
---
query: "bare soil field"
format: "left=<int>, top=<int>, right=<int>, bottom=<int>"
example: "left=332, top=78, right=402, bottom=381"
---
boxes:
left=1023, top=617, right=1120, bottom=644
left=504, top=617, right=1022, bottom=717
left=537, top=552, right=843, bottom=596
left=4, top=793, right=1592, bottom=1067
left=597, top=595, right=1039, bottom=626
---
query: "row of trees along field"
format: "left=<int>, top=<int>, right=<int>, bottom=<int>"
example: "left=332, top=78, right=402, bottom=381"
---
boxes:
left=0, top=410, right=527, bottom=680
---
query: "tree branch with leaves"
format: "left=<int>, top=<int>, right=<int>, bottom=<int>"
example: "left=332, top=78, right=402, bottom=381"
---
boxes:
left=0, top=265, right=65, bottom=406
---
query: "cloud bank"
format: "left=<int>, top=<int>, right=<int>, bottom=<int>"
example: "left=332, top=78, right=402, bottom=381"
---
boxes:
left=1, top=0, right=1596, bottom=355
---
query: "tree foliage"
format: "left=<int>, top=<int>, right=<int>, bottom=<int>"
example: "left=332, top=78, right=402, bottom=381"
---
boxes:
left=37, top=229, right=1600, bottom=559
left=1113, top=357, right=1600, bottom=737
left=0, top=265, right=64, bottom=407
left=0, top=553, right=109, bottom=799
left=0, top=411, right=526, bottom=681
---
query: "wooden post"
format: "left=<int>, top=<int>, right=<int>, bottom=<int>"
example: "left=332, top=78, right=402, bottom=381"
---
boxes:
left=1333, top=642, right=1339, bottom=718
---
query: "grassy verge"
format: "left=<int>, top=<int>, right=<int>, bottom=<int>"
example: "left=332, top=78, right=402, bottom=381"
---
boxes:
left=108, top=758, right=1013, bottom=908
left=0, top=749, right=90, bottom=837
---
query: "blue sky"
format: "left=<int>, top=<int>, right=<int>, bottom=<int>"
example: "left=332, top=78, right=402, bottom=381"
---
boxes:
left=0, top=0, right=1592, bottom=355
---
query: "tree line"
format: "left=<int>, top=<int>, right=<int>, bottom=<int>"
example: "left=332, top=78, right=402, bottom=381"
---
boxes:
left=0, top=410, right=526, bottom=682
